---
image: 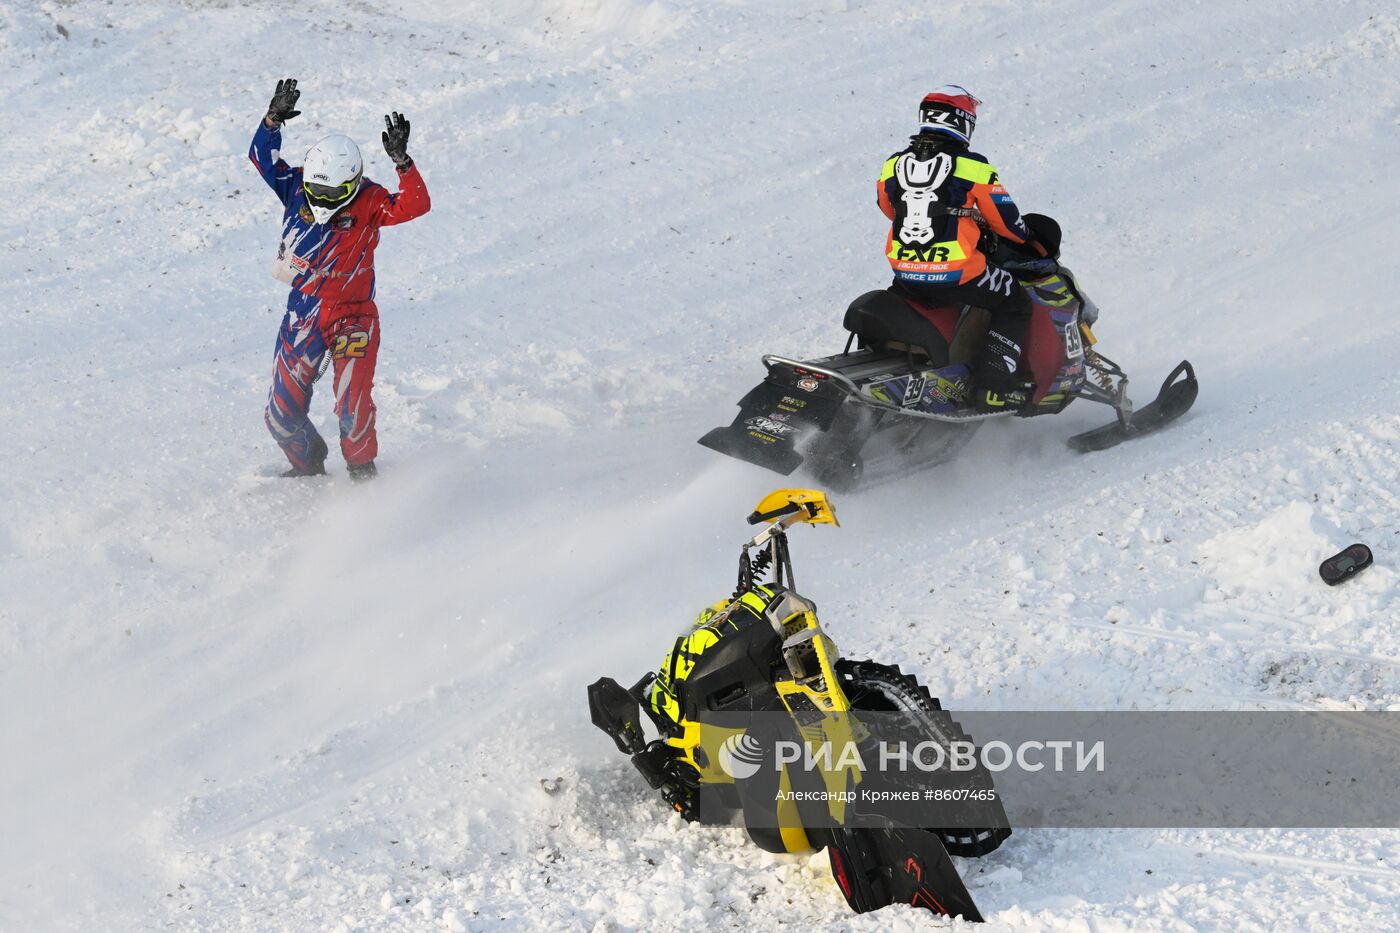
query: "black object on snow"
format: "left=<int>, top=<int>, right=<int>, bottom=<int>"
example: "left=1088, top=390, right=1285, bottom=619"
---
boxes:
left=1319, top=544, right=1373, bottom=586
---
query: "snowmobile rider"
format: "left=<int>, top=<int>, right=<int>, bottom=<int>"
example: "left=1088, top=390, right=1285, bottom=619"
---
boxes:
left=877, top=86, right=1049, bottom=412
left=248, top=78, right=431, bottom=481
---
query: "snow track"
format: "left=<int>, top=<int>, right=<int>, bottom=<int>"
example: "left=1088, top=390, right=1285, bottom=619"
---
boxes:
left=2, top=0, right=1398, bottom=929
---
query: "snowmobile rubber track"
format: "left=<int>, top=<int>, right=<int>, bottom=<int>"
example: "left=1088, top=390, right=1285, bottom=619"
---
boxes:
left=836, top=659, right=1012, bottom=858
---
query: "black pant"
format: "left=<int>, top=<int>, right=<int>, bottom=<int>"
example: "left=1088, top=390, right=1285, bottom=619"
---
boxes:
left=896, top=264, right=1033, bottom=398
left=893, top=262, right=1031, bottom=346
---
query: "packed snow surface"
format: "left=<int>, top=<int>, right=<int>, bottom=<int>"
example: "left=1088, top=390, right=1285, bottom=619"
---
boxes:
left=2, top=0, right=1399, bottom=929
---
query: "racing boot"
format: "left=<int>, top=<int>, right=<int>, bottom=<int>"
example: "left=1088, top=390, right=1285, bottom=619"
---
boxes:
left=972, top=329, right=1032, bottom=413
left=280, top=435, right=328, bottom=477
left=348, top=460, right=378, bottom=483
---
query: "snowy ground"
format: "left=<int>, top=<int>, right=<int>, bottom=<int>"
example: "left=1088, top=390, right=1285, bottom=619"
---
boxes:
left=2, top=0, right=1399, bottom=929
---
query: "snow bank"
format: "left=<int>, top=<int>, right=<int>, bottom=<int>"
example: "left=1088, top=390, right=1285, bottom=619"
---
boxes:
left=1200, top=502, right=1339, bottom=604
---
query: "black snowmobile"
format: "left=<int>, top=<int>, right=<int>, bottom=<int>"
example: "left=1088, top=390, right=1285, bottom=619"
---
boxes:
left=699, top=225, right=1198, bottom=488
left=588, top=490, right=1011, bottom=921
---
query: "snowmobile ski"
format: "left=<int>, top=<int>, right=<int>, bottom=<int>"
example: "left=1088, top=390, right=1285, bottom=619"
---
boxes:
left=827, top=826, right=984, bottom=921
left=1067, top=359, right=1198, bottom=452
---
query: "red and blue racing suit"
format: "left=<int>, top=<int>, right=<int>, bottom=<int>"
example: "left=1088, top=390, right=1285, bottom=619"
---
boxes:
left=248, top=121, right=430, bottom=471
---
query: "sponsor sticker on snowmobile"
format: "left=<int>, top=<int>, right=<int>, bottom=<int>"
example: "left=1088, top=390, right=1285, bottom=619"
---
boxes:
left=744, top=414, right=798, bottom=438
left=1063, top=324, right=1084, bottom=360
left=902, top=373, right=928, bottom=409
left=797, top=377, right=819, bottom=392
left=928, top=375, right=967, bottom=406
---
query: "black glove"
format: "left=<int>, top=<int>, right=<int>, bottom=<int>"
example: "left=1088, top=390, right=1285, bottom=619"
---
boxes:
left=265, top=77, right=301, bottom=127
left=382, top=112, right=412, bottom=169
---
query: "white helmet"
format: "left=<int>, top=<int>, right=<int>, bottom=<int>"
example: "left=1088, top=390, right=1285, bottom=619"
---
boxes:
left=302, top=134, right=363, bottom=224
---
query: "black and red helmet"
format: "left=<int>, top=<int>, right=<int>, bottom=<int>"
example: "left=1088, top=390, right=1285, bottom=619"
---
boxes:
left=918, top=85, right=982, bottom=144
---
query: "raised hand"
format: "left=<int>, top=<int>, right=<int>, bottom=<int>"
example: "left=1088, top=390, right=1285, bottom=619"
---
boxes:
left=382, top=111, right=412, bottom=169
left=266, top=78, right=301, bottom=127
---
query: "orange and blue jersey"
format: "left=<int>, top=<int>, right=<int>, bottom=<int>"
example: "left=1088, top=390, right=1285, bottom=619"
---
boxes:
left=877, top=143, right=1033, bottom=286
left=248, top=120, right=430, bottom=320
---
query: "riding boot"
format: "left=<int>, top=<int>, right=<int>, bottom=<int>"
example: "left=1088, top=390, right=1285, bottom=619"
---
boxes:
left=280, top=435, right=329, bottom=477
left=972, top=316, right=1031, bottom=413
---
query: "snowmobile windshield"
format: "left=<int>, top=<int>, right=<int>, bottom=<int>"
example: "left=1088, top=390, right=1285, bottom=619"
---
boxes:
left=303, top=178, right=358, bottom=209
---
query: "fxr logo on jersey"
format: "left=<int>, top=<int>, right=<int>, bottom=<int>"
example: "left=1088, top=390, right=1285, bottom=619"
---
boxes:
left=895, top=244, right=952, bottom=264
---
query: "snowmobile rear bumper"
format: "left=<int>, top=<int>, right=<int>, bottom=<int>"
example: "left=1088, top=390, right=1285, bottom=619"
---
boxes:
left=698, top=359, right=849, bottom=475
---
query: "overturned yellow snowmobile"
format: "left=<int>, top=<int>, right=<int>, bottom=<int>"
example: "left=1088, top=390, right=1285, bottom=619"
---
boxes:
left=588, top=489, right=1009, bottom=921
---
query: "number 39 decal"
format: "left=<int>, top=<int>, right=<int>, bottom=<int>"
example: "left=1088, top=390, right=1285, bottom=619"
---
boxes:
left=332, top=331, right=370, bottom=360
left=1062, top=324, right=1084, bottom=361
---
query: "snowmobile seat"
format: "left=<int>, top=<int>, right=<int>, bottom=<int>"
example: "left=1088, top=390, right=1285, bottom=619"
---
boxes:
left=843, top=290, right=952, bottom=367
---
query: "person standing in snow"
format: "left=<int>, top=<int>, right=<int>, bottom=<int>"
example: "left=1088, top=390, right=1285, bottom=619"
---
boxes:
left=248, top=78, right=431, bottom=481
left=877, top=86, right=1051, bottom=412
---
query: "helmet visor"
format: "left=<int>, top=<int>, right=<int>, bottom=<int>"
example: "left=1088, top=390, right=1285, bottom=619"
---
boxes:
left=303, top=178, right=358, bottom=209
